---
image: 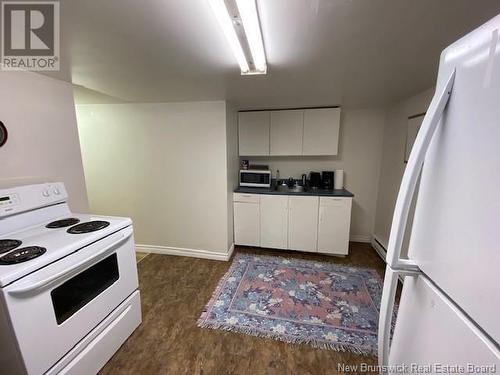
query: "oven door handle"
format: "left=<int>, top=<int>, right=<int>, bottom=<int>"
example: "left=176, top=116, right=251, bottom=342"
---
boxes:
left=8, top=227, right=133, bottom=296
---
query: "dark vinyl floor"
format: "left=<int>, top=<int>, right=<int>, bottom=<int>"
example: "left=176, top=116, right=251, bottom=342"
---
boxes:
left=100, top=243, right=387, bottom=375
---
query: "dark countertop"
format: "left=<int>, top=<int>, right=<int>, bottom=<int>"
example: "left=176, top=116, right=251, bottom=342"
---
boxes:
left=234, top=186, right=354, bottom=197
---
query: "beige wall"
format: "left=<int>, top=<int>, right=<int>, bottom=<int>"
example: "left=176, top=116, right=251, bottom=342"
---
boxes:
left=76, top=101, right=236, bottom=257
left=247, top=108, right=386, bottom=241
left=373, top=88, right=434, bottom=250
left=0, top=71, right=88, bottom=212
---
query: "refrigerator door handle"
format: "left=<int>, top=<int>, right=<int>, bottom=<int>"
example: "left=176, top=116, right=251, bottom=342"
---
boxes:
left=386, top=69, right=456, bottom=271
left=378, top=266, right=421, bottom=374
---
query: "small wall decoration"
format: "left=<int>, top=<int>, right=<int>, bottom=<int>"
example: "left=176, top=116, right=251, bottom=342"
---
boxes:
left=0, top=122, right=7, bottom=147
left=405, top=113, right=425, bottom=163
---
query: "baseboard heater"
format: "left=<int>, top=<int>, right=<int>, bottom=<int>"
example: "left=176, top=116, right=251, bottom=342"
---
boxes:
left=370, top=236, right=387, bottom=262
left=370, top=236, right=405, bottom=284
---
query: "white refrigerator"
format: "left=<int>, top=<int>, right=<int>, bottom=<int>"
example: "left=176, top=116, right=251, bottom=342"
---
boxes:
left=378, top=14, right=500, bottom=374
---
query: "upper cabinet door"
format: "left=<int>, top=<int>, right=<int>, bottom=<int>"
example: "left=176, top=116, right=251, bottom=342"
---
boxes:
left=270, top=110, right=304, bottom=156
left=302, top=108, right=341, bottom=156
left=238, top=111, right=270, bottom=156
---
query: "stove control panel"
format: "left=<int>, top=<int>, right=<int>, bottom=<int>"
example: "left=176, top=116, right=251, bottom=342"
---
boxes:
left=0, top=193, right=20, bottom=207
left=0, top=182, right=68, bottom=218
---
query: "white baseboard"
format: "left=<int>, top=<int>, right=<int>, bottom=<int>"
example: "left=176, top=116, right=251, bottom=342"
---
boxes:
left=135, top=243, right=234, bottom=261
left=349, top=234, right=371, bottom=243
left=227, top=243, right=235, bottom=260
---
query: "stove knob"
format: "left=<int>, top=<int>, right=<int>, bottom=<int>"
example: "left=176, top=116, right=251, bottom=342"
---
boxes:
left=42, top=189, right=50, bottom=197
left=53, top=188, right=60, bottom=195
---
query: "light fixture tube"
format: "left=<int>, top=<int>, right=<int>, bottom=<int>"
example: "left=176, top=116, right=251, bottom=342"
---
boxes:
left=236, top=0, right=267, bottom=74
left=209, top=0, right=250, bottom=74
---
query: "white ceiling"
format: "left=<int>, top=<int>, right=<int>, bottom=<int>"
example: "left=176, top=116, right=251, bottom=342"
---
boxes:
left=51, top=0, right=500, bottom=108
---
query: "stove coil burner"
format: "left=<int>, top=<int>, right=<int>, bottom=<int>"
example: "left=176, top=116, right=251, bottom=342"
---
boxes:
left=0, top=239, right=22, bottom=254
left=67, top=221, right=110, bottom=234
left=0, top=246, right=46, bottom=265
left=46, top=218, right=81, bottom=228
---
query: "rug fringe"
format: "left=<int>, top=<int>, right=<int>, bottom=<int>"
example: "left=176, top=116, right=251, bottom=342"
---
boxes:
left=197, top=280, right=226, bottom=322
left=197, top=259, right=242, bottom=323
left=197, top=321, right=374, bottom=356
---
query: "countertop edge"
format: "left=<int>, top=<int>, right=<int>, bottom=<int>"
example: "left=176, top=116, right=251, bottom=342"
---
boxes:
left=233, top=187, right=354, bottom=198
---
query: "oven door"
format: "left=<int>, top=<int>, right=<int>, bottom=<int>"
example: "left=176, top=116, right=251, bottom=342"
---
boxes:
left=2, top=225, right=138, bottom=375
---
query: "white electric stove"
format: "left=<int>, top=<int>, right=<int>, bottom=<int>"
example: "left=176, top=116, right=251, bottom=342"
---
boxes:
left=0, top=182, right=142, bottom=375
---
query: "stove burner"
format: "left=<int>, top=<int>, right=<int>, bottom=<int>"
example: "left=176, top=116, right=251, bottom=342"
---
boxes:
left=67, top=221, right=110, bottom=234
left=0, top=246, right=46, bottom=265
left=46, top=218, right=81, bottom=228
left=0, top=239, right=22, bottom=254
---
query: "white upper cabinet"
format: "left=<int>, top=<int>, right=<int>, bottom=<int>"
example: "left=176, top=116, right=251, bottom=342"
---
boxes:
left=288, top=196, right=319, bottom=252
left=270, top=110, right=304, bottom=156
left=238, top=108, right=341, bottom=156
left=238, top=111, right=270, bottom=156
left=303, top=108, right=341, bottom=156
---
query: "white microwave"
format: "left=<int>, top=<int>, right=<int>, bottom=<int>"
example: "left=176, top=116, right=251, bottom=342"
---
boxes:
left=239, top=169, right=271, bottom=188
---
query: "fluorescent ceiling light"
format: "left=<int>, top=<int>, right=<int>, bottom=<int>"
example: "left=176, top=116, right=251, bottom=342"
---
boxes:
left=236, top=0, right=267, bottom=74
left=209, top=0, right=267, bottom=75
left=209, top=0, right=250, bottom=74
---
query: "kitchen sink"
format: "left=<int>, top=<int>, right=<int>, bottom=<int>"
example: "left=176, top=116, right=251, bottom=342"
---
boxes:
left=275, top=185, right=308, bottom=193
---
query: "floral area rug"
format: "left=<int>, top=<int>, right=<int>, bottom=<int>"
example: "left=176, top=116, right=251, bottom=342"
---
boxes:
left=197, top=253, right=392, bottom=356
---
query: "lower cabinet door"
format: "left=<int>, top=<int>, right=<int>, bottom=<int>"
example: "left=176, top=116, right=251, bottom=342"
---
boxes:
left=288, top=196, right=319, bottom=252
left=234, top=202, right=260, bottom=246
left=317, top=197, right=352, bottom=255
left=260, top=195, right=288, bottom=249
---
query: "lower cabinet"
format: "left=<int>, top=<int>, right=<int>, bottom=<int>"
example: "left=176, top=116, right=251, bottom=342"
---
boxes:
left=260, top=195, right=289, bottom=249
left=233, top=193, right=352, bottom=255
left=318, top=197, right=352, bottom=255
left=234, top=194, right=260, bottom=246
left=288, top=196, right=319, bottom=252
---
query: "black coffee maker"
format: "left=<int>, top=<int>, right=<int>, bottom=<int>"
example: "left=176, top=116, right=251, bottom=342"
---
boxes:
left=322, top=171, right=334, bottom=190
left=309, top=172, right=322, bottom=189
